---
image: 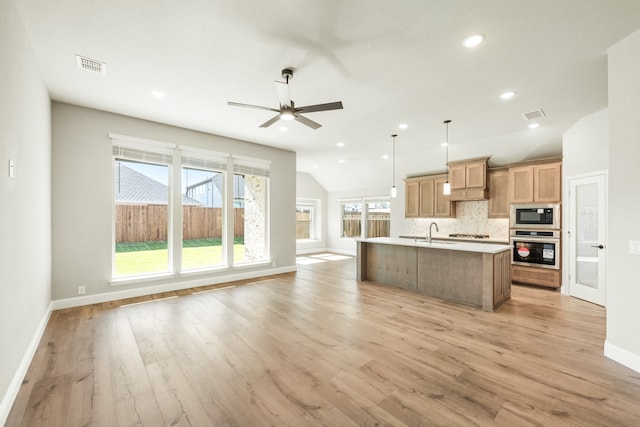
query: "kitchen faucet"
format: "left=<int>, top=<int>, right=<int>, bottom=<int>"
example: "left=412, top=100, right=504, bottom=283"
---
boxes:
left=428, top=222, right=439, bottom=243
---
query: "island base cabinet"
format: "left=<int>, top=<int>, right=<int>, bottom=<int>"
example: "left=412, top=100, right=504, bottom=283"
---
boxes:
left=491, top=250, right=511, bottom=307
left=357, top=242, right=417, bottom=291
left=358, top=241, right=511, bottom=311
left=417, top=249, right=483, bottom=307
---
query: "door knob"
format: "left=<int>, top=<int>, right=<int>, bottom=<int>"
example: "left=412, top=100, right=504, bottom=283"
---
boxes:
left=591, top=244, right=604, bottom=249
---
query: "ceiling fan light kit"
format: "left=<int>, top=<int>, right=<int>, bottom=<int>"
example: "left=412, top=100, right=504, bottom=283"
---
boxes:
left=228, top=67, right=343, bottom=129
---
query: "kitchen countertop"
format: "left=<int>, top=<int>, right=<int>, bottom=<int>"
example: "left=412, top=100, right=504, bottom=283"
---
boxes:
left=359, top=237, right=510, bottom=254
left=398, top=234, right=510, bottom=245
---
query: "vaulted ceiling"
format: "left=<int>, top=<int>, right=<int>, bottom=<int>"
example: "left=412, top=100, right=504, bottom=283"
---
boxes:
left=15, top=0, right=640, bottom=191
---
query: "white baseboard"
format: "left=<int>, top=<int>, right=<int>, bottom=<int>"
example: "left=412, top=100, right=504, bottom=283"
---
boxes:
left=0, top=302, right=53, bottom=426
left=52, top=265, right=297, bottom=310
left=604, top=340, right=640, bottom=374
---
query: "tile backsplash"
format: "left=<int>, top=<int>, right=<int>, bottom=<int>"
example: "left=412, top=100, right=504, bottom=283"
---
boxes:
left=404, top=200, right=509, bottom=241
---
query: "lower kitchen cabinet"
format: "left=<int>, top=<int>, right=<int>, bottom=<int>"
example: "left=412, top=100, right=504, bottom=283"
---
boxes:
left=511, top=265, right=561, bottom=288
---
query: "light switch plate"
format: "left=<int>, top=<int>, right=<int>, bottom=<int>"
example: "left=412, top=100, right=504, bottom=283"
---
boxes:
left=629, top=240, right=640, bottom=255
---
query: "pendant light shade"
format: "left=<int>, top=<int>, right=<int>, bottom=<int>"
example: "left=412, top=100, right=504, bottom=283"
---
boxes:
left=443, top=120, right=451, bottom=196
left=391, top=134, right=398, bottom=198
left=443, top=181, right=451, bottom=196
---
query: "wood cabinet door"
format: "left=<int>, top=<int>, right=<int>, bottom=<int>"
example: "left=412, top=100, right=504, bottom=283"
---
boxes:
left=449, top=165, right=467, bottom=190
left=509, top=166, right=534, bottom=203
left=405, top=180, right=420, bottom=217
left=466, top=162, right=486, bottom=188
left=534, top=162, right=561, bottom=202
left=419, top=179, right=435, bottom=217
left=434, top=177, right=455, bottom=217
left=488, top=169, right=509, bottom=217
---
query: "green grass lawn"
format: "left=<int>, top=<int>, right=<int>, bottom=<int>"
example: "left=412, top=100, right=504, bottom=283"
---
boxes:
left=115, top=239, right=246, bottom=277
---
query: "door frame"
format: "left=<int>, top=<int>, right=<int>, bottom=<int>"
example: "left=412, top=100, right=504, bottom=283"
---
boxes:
left=564, top=170, right=608, bottom=306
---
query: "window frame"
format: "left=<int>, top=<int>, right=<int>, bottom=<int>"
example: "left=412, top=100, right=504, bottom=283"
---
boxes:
left=109, top=133, right=272, bottom=283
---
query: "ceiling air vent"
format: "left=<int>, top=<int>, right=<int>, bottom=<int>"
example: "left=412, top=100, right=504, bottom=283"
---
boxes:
left=522, top=109, right=545, bottom=121
left=75, top=55, right=106, bottom=75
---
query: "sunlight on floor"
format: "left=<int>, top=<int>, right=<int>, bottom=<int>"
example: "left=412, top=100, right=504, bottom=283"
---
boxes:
left=296, top=252, right=352, bottom=264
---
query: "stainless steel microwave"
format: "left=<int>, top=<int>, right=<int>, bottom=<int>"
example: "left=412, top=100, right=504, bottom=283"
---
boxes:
left=510, top=204, right=560, bottom=229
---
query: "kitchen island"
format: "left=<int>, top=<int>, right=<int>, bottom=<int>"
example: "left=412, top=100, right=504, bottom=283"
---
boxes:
left=356, top=237, right=511, bottom=311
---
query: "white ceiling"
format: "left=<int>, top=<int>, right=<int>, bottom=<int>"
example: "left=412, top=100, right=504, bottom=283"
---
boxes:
left=14, top=0, right=640, bottom=192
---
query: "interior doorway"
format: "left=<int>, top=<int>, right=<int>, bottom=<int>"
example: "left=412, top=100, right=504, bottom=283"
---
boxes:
left=567, top=172, right=607, bottom=306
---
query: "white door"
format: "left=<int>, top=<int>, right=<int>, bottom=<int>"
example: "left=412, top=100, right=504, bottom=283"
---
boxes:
left=568, top=173, right=606, bottom=306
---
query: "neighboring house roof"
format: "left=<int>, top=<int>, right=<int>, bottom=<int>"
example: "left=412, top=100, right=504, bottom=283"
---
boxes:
left=114, top=163, right=201, bottom=206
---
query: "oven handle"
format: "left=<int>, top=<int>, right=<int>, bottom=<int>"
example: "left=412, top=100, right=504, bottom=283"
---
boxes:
left=510, top=236, right=560, bottom=243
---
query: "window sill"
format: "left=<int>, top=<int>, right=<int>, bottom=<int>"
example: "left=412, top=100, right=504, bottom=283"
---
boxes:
left=110, top=272, right=176, bottom=287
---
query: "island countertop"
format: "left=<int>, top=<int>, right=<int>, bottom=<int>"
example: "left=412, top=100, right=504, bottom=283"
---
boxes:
left=357, top=237, right=510, bottom=254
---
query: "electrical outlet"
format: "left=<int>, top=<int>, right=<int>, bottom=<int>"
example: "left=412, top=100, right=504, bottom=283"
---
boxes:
left=77, top=286, right=86, bottom=295
left=629, top=240, right=640, bottom=256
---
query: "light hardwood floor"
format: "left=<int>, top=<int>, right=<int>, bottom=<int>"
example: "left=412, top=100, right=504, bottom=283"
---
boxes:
left=6, top=253, right=640, bottom=426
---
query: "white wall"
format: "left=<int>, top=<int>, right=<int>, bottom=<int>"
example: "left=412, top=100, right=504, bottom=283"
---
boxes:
left=51, top=102, right=296, bottom=301
left=561, top=108, right=609, bottom=292
left=605, top=29, right=640, bottom=372
left=0, top=0, right=52, bottom=421
left=296, top=172, right=328, bottom=253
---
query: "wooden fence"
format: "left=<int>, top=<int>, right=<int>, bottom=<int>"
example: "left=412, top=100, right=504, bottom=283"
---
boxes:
left=296, top=211, right=311, bottom=239
left=342, top=212, right=390, bottom=238
left=115, top=204, right=244, bottom=243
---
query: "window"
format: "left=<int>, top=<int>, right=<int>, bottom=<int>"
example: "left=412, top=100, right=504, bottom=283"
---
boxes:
left=234, top=158, right=270, bottom=264
left=180, top=148, right=228, bottom=271
left=182, top=167, right=225, bottom=270
left=365, top=199, right=390, bottom=238
left=111, top=134, right=271, bottom=280
left=296, top=203, right=314, bottom=240
left=113, top=156, right=172, bottom=277
left=341, top=200, right=362, bottom=238
left=340, top=197, right=391, bottom=239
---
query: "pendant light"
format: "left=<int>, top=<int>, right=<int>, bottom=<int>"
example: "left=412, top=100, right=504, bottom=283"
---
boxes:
left=390, top=134, right=398, bottom=198
left=443, top=120, right=451, bottom=196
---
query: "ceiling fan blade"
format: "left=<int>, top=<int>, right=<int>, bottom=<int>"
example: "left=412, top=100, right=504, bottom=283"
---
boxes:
left=294, top=114, right=322, bottom=129
left=259, top=114, right=281, bottom=128
left=296, top=101, right=343, bottom=114
left=274, top=81, right=291, bottom=108
left=227, top=101, right=279, bottom=112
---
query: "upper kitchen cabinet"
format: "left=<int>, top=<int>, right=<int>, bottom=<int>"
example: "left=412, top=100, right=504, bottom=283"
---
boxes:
left=508, top=159, right=562, bottom=203
left=448, top=157, right=489, bottom=201
left=488, top=168, right=509, bottom=218
left=405, top=174, right=455, bottom=218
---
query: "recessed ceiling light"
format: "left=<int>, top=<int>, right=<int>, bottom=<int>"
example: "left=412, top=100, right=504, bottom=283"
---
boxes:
left=312, top=165, right=318, bottom=169
left=382, top=154, right=389, bottom=159
left=440, top=142, right=448, bottom=147
left=336, top=142, right=345, bottom=147
left=398, top=123, right=408, bottom=130
left=500, top=91, right=516, bottom=100
left=528, top=123, right=540, bottom=129
left=338, top=159, right=345, bottom=163
left=462, top=34, right=485, bottom=48
left=151, top=90, right=166, bottom=98
left=279, top=126, right=288, bottom=132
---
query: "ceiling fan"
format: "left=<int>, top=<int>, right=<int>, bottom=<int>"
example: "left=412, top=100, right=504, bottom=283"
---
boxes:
left=227, top=68, right=343, bottom=129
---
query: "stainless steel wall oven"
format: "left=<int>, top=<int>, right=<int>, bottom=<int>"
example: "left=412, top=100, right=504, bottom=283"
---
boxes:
left=510, top=229, right=560, bottom=270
